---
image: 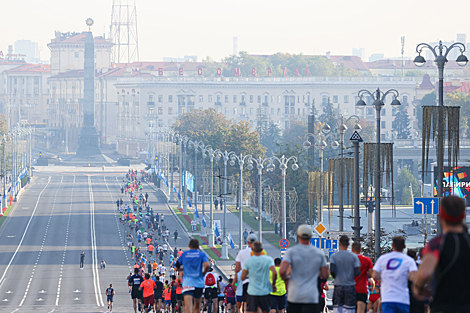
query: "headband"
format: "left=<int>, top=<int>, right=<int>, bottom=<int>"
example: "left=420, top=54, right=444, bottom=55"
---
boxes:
left=439, top=206, right=465, bottom=223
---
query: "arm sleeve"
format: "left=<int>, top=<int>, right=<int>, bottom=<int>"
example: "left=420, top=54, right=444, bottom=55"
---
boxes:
left=201, top=252, right=208, bottom=263
left=354, top=267, right=361, bottom=277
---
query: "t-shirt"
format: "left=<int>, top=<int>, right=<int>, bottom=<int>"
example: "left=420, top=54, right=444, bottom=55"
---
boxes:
left=243, top=255, right=274, bottom=296
left=154, top=279, right=164, bottom=294
left=330, top=250, right=360, bottom=286
left=163, top=288, right=172, bottom=300
left=140, top=279, right=155, bottom=298
left=235, top=247, right=252, bottom=284
left=177, top=249, right=208, bottom=288
left=235, top=271, right=243, bottom=297
left=373, top=251, right=418, bottom=305
left=283, top=243, right=327, bottom=304
left=355, top=254, right=373, bottom=294
left=129, top=274, right=144, bottom=291
left=270, top=266, right=286, bottom=296
left=106, top=288, right=114, bottom=296
left=218, top=281, right=226, bottom=297
left=224, top=284, right=235, bottom=298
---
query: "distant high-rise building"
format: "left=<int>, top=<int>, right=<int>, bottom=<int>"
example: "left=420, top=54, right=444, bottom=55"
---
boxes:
left=233, top=37, right=238, bottom=56
left=14, top=40, right=40, bottom=63
left=369, top=53, right=384, bottom=62
left=110, top=0, right=139, bottom=64
left=352, top=48, right=365, bottom=60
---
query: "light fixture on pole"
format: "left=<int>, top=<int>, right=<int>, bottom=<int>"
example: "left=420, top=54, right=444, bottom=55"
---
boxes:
left=182, top=136, right=189, bottom=214
left=207, top=148, right=221, bottom=247
left=414, top=41, right=467, bottom=203
left=356, top=88, right=401, bottom=257
left=247, top=156, right=274, bottom=243
left=189, top=140, right=201, bottom=220
left=199, top=143, right=211, bottom=237
left=270, top=155, right=299, bottom=239
left=230, top=153, right=252, bottom=250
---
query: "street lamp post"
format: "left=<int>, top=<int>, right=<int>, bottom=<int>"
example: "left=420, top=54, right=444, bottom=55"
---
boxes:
left=230, top=153, right=252, bottom=250
left=217, top=150, right=235, bottom=259
left=199, top=143, right=212, bottom=237
left=167, top=130, right=177, bottom=202
left=247, top=156, right=274, bottom=243
left=356, top=88, right=401, bottom=257
left=270, top=155, right=299, bottom=239
left=337, top=115, right=361, bottom=231
left=303, top=127, right=339, bottom=227
left=175, top=134, right=187, bottom=209
left=207, top=148, right=220, bottom=247
left=189, top=140, right=201, bottom=218
left=182, top=137, right=188, bottom=214
left=414, top=41, right=468, bottom=201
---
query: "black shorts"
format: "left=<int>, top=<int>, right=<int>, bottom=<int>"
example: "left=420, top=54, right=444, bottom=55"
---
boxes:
left=227, top=297, right=236, bottom=305
left=183, top=287, right=203, bottom=299
left=287, top=302, right=318, bottom=313
left=333, top=285, right=356, bottom=310
left=131, top=289, right=143, bottom=300
left=356, top=292, right=367, bottom=304
left=270, top=294, right=286, bottom=310
left=155, top=292, right=163, bottom=300
left=242, top=283, right=249, bottom=302
left=176, top=293, right=183, bottom=301
left=246, top=294, right=270, bottom=312
left=204, top=288, right=218, bottom=300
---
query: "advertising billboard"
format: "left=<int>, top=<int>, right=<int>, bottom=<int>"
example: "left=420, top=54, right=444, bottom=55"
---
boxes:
left=434, top=165, right=470, bottom=205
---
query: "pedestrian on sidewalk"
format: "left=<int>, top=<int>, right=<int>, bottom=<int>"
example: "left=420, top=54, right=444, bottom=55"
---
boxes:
left=280, top=224, right=328, bottom=313
left=80, top=251, right=85, bottom=269
left=414, top=195, right=470, bottom=312
left=330, top=235, right=360, bottom=313
left=243, top=229, right=248, bottom=244
left=373, top=236, right=417, bottom=313
left=214, top=198, right=219, bottom=211
left=241, top=241, right=276, bottom=313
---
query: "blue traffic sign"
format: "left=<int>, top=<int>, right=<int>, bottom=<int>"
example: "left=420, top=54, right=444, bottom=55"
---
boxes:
left=414, top=197, right=439, bottom=214
left=280, top=248, right=286, bottom=260
left=310, top=238, right=338, bottom=249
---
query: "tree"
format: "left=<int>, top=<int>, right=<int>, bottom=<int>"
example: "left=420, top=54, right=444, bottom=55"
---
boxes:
left=392, top=106, right=411, bottom=139
left=260, top=122, right=282, bottom=156
left=446, top=91, right=470, bottom=137
left=359, top=228, right=408, bottom=262
left=395, top=168, right=419, bottom=205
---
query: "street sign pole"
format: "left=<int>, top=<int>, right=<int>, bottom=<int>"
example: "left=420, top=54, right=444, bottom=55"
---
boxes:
left=350, top=131, right=363, bottom=241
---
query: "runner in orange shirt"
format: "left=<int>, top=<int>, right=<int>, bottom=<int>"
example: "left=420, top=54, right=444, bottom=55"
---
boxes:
left=164, top=285, right=172, bottom=312
left=139, top=273, right=156, bottom=313
left=148, top=244, right=154, bottom=258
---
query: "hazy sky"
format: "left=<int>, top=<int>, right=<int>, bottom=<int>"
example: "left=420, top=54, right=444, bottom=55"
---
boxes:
left=2, top=0, right=470, bottom=63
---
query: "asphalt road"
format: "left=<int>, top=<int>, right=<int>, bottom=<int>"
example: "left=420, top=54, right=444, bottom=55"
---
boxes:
left=0, top=169, right=191, bottom=313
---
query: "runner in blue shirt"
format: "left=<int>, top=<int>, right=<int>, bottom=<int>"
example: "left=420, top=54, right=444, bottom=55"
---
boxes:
left=176, top=239, right=209, bottom=313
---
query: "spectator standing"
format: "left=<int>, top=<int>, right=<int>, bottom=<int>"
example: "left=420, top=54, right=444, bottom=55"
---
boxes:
left=414, top=195, right=470, bottom=312
left=372, top=236, right=417, bottom=313
left=80, top=251, right=85, bottom=269
left=241, top=241, right=276, bottom=313
left=351, top=241, right=374, bottom=313
left=330, top=235, right=360, bottom=313
left=280, top=224, right=328, bottom=313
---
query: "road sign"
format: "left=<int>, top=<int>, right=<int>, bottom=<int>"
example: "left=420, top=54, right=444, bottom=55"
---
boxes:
left=310, top=237, right=320, bottom=248
left=314, top=222, right=327, bottom=236
left=325, top=231, right=354, bottom=237
left=414, top=197, right=439, bottom=214
left=310, top=237, right=338, bottom=249
left=279, top=239, right=289, bottom=249
left=350, top=131, right=363, bottom=142
left=280, top=248, right=286, bottom=260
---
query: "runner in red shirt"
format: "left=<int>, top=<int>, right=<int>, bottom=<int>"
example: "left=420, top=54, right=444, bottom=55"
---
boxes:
left=352, top=241, right=374, bottom=313
left=139, top=273, right=156, bottom=313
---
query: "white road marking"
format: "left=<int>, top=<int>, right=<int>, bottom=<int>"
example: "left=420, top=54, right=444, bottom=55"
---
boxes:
left=89, top=176, right=104, bottom=307
left=0, top=177, right=52, bottom=290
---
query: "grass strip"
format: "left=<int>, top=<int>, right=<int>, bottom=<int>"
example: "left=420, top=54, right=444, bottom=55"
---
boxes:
left=0, top=205, right=14, bottom=228
left=227, top=206, right=274, bottom=231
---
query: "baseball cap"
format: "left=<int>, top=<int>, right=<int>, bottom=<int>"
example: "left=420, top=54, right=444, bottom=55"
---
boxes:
left=297, top=224, right=313, bottom=239
left=247, top=233, right=258, bottom=243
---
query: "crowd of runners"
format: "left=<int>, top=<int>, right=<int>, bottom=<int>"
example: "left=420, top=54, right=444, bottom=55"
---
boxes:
left=104, top=170, right=470, bottom=313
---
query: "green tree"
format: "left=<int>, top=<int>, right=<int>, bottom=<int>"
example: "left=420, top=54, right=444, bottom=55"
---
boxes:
left=260, top=122, right=282, bottom=156
left=395, top=168, right=419, bottom=205
left=392, top=106, right=411, bottom=139
left=446, top=91, right=470, bottom=137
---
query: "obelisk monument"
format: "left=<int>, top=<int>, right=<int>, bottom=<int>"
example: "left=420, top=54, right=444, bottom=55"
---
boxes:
left=76, top=18, right=101, bottom=157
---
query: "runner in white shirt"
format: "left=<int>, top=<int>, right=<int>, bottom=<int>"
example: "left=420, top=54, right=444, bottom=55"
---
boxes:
left=165, top=230, right=170, bottom=239
left=162, top=243, right=168, bottom=253
left=159, top=265, right=167, bottom=276
left=233, top=233, right=257, bottom=303
left=157, top=263, right=163, bottom=274
left=372, top=236, right=417, bottom=312
left=159, top=275, right=165, bottom=283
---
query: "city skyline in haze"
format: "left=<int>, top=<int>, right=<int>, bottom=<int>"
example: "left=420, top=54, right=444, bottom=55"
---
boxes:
left=2, top=0, right=470, bottom=63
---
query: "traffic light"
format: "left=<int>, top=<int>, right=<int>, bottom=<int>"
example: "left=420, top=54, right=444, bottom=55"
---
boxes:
left=39, top=151, right=42, bottom=157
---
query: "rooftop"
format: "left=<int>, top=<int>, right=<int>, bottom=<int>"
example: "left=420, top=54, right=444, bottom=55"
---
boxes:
left=6, top=63, right=50, bottom=73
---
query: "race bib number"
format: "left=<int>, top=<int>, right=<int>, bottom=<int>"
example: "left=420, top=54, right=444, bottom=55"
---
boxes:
left=182, top=286, right=195, bottom=293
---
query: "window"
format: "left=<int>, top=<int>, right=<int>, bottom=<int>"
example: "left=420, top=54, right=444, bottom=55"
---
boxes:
left=403, top=95, right=408, bottom=105
left=148, top=94, right=154, bottom=102
left=290, top=96, right=295, bottom=106
left=277, top=108, right=281, bottom=115
left=264, top=95, right=268, bottom=104
left=257, top=95, right=261, bottom=103
left=381, top=109, right=386, bottom=116
left=233, top=95, right=237, bottom=103
left=199, top=95, right=203, bottom=102
left=344, top=95, right=349, bottom=103
left=367, top=108, right=373, bottom=115
left=321, top=95, right=328, bottom=105
left=298, top=108, right=301, bottom=115
left=149, top=107, right=154, bottom=114
left=225, top=108, right=228, bottom=114
left=168, top=95, right=173, bottom=102
left=392, top=108, right=398, bottom=116
left=225, top=95, right=229, bottom=103
left=250, top=95, right=253, bottom=103
left=278, top=96, right=281, bottom=103
left=285, top=107, right=289, bottom=114
left=75, top=52, right=79, bottom=58
left=217, top=95, right=222, bottom=103
left=333, top=95, right=338, bottom=103
left=381, top=121, right=386, bottom=129
left=241, top=108, right=245, bottom=114
left=241, top=94, right=246, bottom=103
left=233, top=108, right=237, bottom=115
left=168, top=107, right=172, bottom=114
left=250, top=108, right=253, bottom=115
left=271, top=96, right=274, bottom=103
left=291, top=107, right=295, bottom=114
left=158, top=107, right=163, bottom=115
left=158, top=95, right=163, bottom=102
left=208, top=95, right=212, bottom=102
left=188, top=96, right=195, bottom=105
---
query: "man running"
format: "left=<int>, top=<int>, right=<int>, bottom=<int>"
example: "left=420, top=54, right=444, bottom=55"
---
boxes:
left=176, top=238, right=209, bottom=313
left=280, top=224, right=328, bottom=313
left=330, top=235, right=360, bottom=313
left=139, top=273, right=156, bottom=313
left=128, top=267, right=144, bottom=313
left=174, top=230, right=178, bottom=244
left=105, top=284, right=115, bottom=312
left=373, top=236, right=417, bottom=313
left=352, top=241, right=374, bottom=313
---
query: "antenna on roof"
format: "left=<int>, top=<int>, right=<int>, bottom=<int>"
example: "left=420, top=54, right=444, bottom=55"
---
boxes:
left=401, top=36, right=405, bottom=77
left=110, top=0, right=139, bottom=64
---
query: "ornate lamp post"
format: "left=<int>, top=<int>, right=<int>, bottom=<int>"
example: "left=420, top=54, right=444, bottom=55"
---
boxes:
left=356, top=88, right=401, bottom=257
left=207, top=148, right=221, bottom=247
left=167, top=130, right=177, bottom=202
left=230, top=153, right=252, bottom=250
left=303, top=126, right=339, bottom=227
left=189, top=140, right=201, bottom=216
left=270, top=155, right=299, bottom=239
left=175, top=134, right=187, bottom=210
left=199, top=143, right=212, bottom=236
left=414, top=41, right=468, bottom=201
left=247, top=156, right=275, bottom=243
left=216, top=150, right=235, bottom=259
